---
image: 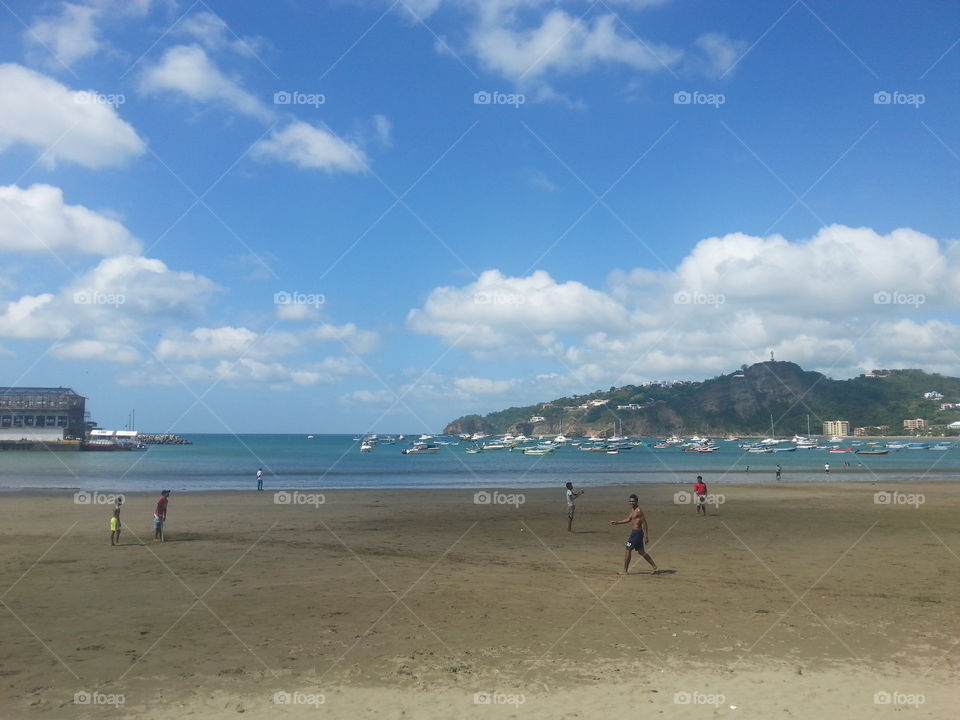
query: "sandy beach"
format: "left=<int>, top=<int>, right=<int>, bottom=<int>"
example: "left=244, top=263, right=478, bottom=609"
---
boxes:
left=1, top=481, right=958, bottom=719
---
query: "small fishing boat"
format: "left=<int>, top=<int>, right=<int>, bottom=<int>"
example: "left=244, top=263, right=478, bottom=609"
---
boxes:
left=523, top=446, right=555, bottom=455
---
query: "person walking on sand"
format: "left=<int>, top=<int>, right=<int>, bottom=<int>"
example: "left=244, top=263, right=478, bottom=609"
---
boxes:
left=110, top=504, right=122, bottom=546
left=154, top=490, right=169, bottom=542
left=776, top=464, right=782, bottom=481
left=256, top=468, right=263, bottom=491
left=565, top=482, right=584, bottom=533
left=693, top=475, right=708, bottom=516
left=610, top=494, right=659, bottom=575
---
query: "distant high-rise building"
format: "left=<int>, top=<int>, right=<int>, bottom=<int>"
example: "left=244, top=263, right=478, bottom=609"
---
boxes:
left=822, top=420, right=850, bottom=436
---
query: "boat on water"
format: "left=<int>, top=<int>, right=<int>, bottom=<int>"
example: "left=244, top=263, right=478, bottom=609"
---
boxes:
left=747, top=446, right=773, bottom=453
left=523, top=446, right=555, bottom=455
left=772, top=446, right=796, bottom=452
left=81, top=438, right=144, bottom=451
left=906, top=442, right=930, bottom=450
left=82, top=429, right=144, bottom=451
left=855, top=449, right=889, bottom=455
left=828, top=447, right=853, bottom=453
left=360, top=442, right=373, bottom=452
left=930, top=442, right=953, bottom=450
left=481, top=440, right=520, bottom=450
left=401, top=443, right=439, bottom=455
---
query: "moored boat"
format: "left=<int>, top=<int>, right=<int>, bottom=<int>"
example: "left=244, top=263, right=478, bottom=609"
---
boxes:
left=401, top=443, right=439, bottom=455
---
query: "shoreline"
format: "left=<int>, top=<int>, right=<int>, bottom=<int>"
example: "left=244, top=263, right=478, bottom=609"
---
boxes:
left=1, top=470, right=959, bottom=495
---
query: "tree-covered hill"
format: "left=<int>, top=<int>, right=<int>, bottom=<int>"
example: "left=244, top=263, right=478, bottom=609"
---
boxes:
left=443, top=362, right=960, bottom=437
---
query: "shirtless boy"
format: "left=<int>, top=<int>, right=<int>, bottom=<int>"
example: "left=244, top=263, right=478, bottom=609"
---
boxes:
left=609, top=494, right=659, bottom=575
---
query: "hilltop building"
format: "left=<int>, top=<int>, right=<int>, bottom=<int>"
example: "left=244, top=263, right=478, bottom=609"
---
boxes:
left=0, top=387, right=86, bottom=441
left=822, top=420, right=850, bottom=437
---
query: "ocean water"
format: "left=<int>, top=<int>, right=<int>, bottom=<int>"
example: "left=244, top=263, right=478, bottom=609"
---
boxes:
left=0, top=435, right=957, bottom=492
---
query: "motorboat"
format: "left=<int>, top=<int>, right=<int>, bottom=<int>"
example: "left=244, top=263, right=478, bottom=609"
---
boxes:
left=401, top=443, right=439, bottom=455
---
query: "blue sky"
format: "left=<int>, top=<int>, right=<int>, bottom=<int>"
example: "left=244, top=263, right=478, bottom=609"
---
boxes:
left=0, top=0, right=958, bottom=433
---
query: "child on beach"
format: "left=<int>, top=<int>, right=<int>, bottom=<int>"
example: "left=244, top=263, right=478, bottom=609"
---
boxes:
left=154, top=490, right=169, bottom=542
left=565, top=482, right=584, bottom=533
left=110, top=505, right=121, bottom=546
left=693, top=475, right=707, bottom=516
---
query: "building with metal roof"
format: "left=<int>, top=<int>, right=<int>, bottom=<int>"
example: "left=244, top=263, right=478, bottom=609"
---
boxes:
left=0, top=387, right=86, bottom=441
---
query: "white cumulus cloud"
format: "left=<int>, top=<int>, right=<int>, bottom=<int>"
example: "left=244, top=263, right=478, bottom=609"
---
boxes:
left=140, top=44, right=272, bottom=121
left=27, top=3, right=101, bottom=68
left=0, top=63, right=145, bottom=168
left=51, top=339, right=139, bottom=363
left=252, top=121, right=368, bottom=173
left=407, top=269, right=629, bottom=349
left=0, top=184, right=141, bottom=255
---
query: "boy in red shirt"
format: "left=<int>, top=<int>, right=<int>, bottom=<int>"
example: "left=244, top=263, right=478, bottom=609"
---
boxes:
left=693, top=475, right=707, bottom=516
left=154, top=490, right=169, bottom=542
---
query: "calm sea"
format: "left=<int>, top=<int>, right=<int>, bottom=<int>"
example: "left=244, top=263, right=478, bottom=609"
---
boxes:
left=0, top=435, right=957, bottom=492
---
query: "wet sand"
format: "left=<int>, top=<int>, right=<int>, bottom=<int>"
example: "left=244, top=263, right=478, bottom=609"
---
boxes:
left=1, top=482, right=958, bottom=718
